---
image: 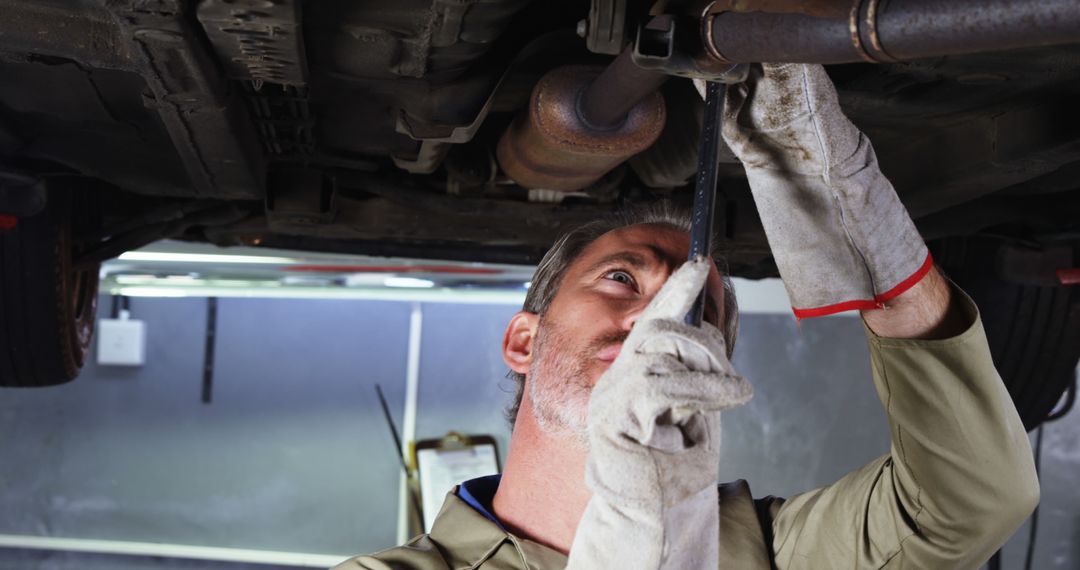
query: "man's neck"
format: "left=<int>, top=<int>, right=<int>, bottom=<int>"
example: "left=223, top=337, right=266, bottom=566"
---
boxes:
left=491, top=397, right=590, bottom=555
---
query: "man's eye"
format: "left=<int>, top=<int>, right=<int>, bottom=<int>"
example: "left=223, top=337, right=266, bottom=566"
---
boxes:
left=604, top=270, right=635, bottom=286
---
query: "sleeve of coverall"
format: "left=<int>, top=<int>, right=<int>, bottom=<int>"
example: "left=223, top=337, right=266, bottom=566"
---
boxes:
left=765, top=287, right=1040, bottom=570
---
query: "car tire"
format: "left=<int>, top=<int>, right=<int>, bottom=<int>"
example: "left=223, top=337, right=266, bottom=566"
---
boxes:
left=0, top=187, right=100, bottom=387
left=931, top=236, right=1080, bottom=431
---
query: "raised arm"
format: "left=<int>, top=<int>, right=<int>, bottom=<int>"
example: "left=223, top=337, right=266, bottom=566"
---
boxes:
left=721, top=63, right=1039, bottom=568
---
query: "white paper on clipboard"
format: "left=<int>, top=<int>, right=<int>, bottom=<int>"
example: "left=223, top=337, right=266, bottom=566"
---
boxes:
left=417, top=443, right=499, bottom=532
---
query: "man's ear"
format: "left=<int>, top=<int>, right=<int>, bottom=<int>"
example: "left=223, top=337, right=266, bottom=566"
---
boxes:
left=502, top=311, right=539, bottom=374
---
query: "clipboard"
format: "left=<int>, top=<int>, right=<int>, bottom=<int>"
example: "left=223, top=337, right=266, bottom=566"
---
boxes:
left=414, top=432, right=501, bottom=532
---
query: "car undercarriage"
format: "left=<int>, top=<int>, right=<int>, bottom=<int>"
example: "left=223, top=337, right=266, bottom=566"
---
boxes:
left=0, top=0, right=1077, bottom=428
left=0, top=0, right=1075, bottom=266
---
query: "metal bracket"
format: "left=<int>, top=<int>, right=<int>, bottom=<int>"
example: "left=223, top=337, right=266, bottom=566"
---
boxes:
left=631, top=15, right=748, bottom=83
left=585, top=0, right=629, bottom=55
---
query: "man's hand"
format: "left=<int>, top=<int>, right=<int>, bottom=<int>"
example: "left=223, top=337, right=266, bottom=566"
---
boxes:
left=566, top=258, right=752, bottom=570
left=719, top=64, right=932, bottom=320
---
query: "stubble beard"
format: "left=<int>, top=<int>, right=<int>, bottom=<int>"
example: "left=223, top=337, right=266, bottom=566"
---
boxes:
left=527, top=316, right=627, bottom=448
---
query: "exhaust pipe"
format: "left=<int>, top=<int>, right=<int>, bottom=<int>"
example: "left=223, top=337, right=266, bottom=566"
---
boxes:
left=705, top=0, right=1080, bottom=64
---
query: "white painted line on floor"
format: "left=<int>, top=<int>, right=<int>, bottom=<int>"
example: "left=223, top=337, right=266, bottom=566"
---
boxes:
left=0, top=534, right=349, bottom=568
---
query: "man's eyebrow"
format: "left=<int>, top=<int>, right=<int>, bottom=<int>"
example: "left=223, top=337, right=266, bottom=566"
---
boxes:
left=581, top=251, right=651, bottom=276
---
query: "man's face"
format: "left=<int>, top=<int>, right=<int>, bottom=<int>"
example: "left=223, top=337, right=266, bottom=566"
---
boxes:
left=525, top=223, right=726, bottom=442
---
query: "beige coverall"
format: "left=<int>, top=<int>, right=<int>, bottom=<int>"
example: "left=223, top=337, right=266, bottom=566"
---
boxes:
left=336, top=292, right=1039, bottom=569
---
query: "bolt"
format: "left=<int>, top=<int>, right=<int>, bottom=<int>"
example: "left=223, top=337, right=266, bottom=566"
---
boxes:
left=576, top=19, right=588, bottom=38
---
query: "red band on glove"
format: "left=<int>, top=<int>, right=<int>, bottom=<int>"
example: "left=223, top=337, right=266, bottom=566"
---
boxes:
left=791, top=251, right=935, bottom=319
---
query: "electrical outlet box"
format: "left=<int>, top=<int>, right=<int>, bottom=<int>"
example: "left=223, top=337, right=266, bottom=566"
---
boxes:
left=97, top=317, right=146, bottom=366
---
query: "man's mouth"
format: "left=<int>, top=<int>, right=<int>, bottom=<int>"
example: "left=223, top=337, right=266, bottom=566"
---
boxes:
left=596, top=343, right=623, bottom=363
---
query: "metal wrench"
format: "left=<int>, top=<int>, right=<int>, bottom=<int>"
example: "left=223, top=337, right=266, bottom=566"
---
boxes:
left=684, top=80, right=726, bottom=327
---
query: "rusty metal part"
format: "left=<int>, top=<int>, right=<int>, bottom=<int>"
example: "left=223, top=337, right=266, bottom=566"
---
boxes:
left=707, top=0, right=1080, bottom=64
left=579, top=49, right=669, bottom=130
left=847, top=0, right=873, bottom=63
left=863, top=0, right=897, bottom=63
left=496, top=65, right=666, bottom=191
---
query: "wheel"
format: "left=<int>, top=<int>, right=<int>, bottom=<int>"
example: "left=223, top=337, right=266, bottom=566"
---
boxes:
left=931, top=236, right=1080, bottom=431
left=0, top=186, right=100, bottom=387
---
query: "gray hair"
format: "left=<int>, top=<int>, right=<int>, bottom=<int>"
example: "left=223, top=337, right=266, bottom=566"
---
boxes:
left=505, top=201, right=739, bottom=427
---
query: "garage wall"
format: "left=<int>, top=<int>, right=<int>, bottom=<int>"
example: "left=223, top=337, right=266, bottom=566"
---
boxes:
left=0, top=294, right=1076, bottom=569
left=415, top=303, right=521, bottom=465
left=0, top=295, right=414, bottom=567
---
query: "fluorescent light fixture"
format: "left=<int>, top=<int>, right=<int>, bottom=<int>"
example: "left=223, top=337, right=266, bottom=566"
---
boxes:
left=161, top=275, right=202, bottom=284
left=118, top=252, right=295, bottom=264
left=115, top=287, right=188, bottom=298
left=114, top=274, right=158, bottom=285
left=102, top=284, right=526, bottom=304
left=383, top=277, right=435, bottom=289
left=343, top=273, right=389, bottom=288
left=524, top=281, right=532, bottom=289
left=111, top=275, right=214, bottom=287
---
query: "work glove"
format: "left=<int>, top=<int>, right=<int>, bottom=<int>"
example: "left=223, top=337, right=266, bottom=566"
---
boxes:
left=566, top=258, right=753, bottom=570
left=704, top=64, right=931, bottom=318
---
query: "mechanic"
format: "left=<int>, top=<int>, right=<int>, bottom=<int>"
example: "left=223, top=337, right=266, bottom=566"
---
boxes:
left=335, top=64, right=1039, bottom=569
